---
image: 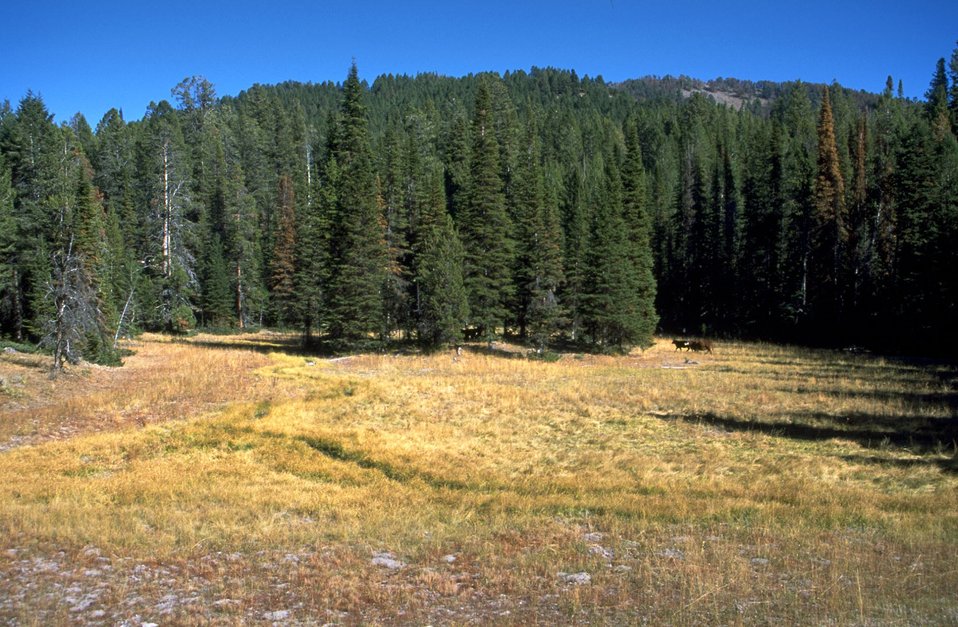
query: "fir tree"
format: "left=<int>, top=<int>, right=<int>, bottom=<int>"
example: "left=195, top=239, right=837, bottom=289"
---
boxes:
left=71, top=157, right=119, bottom=363
left=621, top=117, right=658, bottom=346
left=458, top=79, right=514, bottom=341
left=559, top=165, right=589, bottom=342
left=415, top=166, right=469, bottom=347
left=925, top=58, right=949, bottom=123
left=0, top=156, right=20, bottom=339
left=810, top=86, right=848, bottom=337
left=582, top=157, right=643, bottom=350
left=270, top=175, right=298, bottom=327
left=950, top=42, right=958, bottom=131
left=325, top=64, right=388, bottom=342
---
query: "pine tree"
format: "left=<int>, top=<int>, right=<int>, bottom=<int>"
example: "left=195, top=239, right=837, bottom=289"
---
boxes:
left=621, top=117, right=658, bottom=346
left=0, top=156, right=19, bottom=339
left=950, top=42, right=958, bottom=131
left=809, top=86, right=848, bottom=338
left=926, top=58, right=949, bottom=123
left=414, top=166, right=469, bottom=347
left=269, top=175, right=298, bottom=327
left=582, top=157, right=643, bottom=350
left=379, top=124, right=411, bottom=338
left=138, top=100, right=196, bottom=332
left=458, top=79, right=514, bottom=341
left=511, top=116, right=544, bottom=338
left=71, top=156, right=119, bottom=363
left=560, top=166, right=589, bottom=341
left=325, top=64, right=388, bottom=342
left=2, top=94, right=62, bottom=340
left=295, top=155, right=334, bottom=343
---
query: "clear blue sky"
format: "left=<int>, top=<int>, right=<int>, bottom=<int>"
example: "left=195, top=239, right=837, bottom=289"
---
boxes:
left=3, top=1, right=956, bottom=124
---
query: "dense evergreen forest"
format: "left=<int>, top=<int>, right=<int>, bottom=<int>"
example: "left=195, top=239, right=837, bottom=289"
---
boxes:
left=2, top=46, right=958, bottom=370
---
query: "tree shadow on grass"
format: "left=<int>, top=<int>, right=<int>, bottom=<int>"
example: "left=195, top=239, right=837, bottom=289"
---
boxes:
left=169, top=335, right=429, bottom=359
left=670, top=411, right=958, bottom=471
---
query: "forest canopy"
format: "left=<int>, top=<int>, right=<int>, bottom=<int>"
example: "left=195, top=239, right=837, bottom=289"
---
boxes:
left=2, top=45, right=957, bottom=367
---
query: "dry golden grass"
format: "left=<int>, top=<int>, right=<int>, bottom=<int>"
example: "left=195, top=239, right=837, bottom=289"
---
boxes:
left=0, top=333, right=956, bottom=624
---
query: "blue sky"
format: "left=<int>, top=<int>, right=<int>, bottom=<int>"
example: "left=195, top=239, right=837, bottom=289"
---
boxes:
left=2, top=1, right=956, bottom=124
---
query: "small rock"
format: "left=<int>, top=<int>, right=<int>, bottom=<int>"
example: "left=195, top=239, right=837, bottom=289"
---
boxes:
left=371, top=551, right=405, bottom=570
left=751, top=557, right=769, bottom=566
left=443, top=554, right=457, bottom=564
left=141, top=623, right=159, bottom=627
left=656, top=548, right=685, bottom=560
left=558, top=571, right=592, bottom=585
left=3, top=347, right=17, bottom=354
left=588, top=544, right=613, bottom=559
left=264, top=610, right=290, bottom=621
left=582, top=532, right=604, bottom=543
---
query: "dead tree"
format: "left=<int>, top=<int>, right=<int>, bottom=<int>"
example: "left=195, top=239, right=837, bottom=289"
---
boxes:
left=41, top=238, right=101, bottom=377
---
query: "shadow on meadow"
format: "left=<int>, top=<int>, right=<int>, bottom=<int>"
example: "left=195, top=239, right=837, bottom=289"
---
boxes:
left=672, top=411, right=958, bottom=471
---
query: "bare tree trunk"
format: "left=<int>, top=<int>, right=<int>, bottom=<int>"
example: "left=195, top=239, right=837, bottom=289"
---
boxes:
left=235, top=263, right=244, bottom=329
left=113, top=286, right=135, bottom=348
left=305, top=143, right=313, bottom=207
left=162, top=140, right=172, bottom=278
left=12, top=268, right=23, bottom=342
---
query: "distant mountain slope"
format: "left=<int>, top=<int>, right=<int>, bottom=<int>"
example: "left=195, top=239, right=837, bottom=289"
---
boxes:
left=613, top=75, right=883, bottom=113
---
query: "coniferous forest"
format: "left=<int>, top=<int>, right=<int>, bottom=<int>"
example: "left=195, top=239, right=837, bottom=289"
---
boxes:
left=2, top=47, right=958, bottom=369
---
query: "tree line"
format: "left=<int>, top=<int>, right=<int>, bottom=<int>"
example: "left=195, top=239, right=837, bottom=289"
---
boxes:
left=1, top=47, right=957, bottom=370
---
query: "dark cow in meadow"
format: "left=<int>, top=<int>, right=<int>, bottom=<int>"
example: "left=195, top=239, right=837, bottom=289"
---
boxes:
left=689, top=339, right=713, bottom=353
left=672, top=339, right=691, bottom=351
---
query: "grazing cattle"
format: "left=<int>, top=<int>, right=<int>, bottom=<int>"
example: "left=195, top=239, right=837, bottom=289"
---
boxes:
left=689, top=339, right=713, bottom=354
left=673, top=339, right=691, bottom=351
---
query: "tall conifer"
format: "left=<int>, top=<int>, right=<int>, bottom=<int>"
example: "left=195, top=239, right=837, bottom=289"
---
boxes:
left=459, top=80, right=514, bottom=340
left=415, top=166, right=469, bottom=346
left=325, top=64, right=387, bottom=342
left=810, top=86, right=848, bottom=336
left=270, top=175, right=298, bottom=327
left=621, top=117, right=658, bottom=346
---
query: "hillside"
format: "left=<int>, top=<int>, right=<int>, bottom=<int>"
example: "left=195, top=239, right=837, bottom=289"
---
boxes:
left=614, top=74, right=885, bottom=113
left=2, top=46, right=957, bottom=370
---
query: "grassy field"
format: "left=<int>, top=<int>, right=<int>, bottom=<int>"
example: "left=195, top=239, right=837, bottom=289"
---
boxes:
left=0, top=332, right=956, bottom=624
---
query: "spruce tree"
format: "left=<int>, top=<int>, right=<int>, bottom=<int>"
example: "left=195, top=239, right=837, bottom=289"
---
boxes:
left=925, top=58, right=949, bottom=123
left=379, top=124, right=411, bottom=338
left=325, top=64, right=387, bottom=343
left=270, top=175, right=298, bottom=327
left=71, top=156, right=119, bottom=363
left=527, top=164, right=565, bottom=353
left=0, top=156, right=19, bottom=339
left=621, top=117, right=658, bottom=347
left=950, top=42, right=958, bottom=131
left=810, top=86, right=848, bottom=338
left=458, top=79, right=514, bottom=341
left=582, top=157, right=642, bottom=350
left=415, top=166, right=469, bottom=347
left=559, top=166, right=589, bottom=341
left=511, top=116, right=545, bottom=338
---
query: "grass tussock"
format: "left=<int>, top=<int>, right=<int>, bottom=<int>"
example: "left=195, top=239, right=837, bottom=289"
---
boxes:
left=1, top=333, right=956, bottom=624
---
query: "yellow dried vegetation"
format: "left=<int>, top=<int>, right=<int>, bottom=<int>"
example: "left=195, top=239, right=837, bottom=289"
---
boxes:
left=0, top=333, right=955, bottom=624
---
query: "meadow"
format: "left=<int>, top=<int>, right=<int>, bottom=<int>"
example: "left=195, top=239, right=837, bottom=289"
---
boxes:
left=0, top=333, right=956, bottom=624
